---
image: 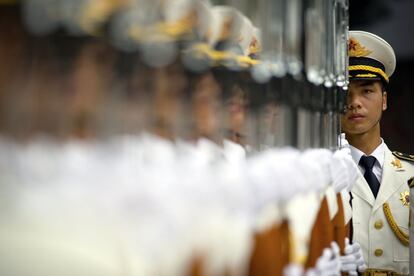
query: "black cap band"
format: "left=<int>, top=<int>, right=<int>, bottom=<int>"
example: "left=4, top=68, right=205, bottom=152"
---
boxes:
left=349, top=57, right=389, bottom=83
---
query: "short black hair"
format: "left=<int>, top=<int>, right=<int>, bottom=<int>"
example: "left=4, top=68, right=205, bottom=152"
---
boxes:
left=380, top=81, right=387, bottom=93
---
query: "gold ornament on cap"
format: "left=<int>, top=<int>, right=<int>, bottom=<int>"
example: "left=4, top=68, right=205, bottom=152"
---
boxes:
left=348, top=37, right=372, bottom=57
left=248, top=36, right=261, bottom=55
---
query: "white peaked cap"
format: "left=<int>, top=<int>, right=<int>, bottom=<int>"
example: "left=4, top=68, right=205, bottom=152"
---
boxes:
left=349, top=30, right=396, bottom=82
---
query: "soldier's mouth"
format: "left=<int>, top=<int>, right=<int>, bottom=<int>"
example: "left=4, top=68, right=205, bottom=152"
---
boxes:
left=348, top=114, right=365, bottom=120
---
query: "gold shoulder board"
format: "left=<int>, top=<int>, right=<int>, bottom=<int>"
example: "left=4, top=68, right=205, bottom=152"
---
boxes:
left=392, top=151, right=414, bottom=162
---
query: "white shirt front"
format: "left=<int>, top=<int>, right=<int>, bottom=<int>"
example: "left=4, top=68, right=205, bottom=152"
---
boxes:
left=349, top=138, right=385, bottom=183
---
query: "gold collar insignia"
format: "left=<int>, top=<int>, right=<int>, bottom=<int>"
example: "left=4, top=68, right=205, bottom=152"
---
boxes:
left=400, top=191, right=410, bottom=206
left=391, top=158, right=402, bottom=169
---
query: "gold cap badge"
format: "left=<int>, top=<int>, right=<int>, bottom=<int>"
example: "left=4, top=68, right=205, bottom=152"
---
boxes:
left=349, top=37, right=372, bottom=57
left=249, top=37, right=261, bottom=55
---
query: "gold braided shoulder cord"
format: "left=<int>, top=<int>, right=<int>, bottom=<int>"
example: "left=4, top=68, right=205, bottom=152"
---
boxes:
left=348, top=65, right=389, bottom=82
left=382, top=202, right=409, bottom=247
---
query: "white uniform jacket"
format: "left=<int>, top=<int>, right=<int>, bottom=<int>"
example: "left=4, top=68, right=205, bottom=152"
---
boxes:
left=351, top=146, right=414, bottom=275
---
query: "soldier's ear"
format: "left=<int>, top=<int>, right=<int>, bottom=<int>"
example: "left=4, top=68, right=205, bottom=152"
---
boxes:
left=382, top=91, right=387, bottom=111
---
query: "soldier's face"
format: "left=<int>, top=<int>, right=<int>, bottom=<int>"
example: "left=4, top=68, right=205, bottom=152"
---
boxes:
left=341, top=80, right=387, bottom=135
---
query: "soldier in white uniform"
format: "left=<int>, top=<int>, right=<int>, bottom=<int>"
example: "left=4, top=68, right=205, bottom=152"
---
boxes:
left=342, top=30, right=414, bottom=275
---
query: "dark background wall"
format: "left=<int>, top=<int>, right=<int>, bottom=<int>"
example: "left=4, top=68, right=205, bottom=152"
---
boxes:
left=349, top=0, right=414, bottom=153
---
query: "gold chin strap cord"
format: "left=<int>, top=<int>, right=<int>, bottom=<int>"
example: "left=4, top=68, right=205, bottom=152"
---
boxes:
left=383, top=202, right=409, bottom=247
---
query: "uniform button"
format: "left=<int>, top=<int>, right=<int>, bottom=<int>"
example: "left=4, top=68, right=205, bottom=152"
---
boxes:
left=374, top=220, right=383, bottom=229
left=374, top=249, right=383, bottom=257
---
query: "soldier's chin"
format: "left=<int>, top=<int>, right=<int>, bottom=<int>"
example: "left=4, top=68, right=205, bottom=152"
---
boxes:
left=342, top=126, right=366, bottom=135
